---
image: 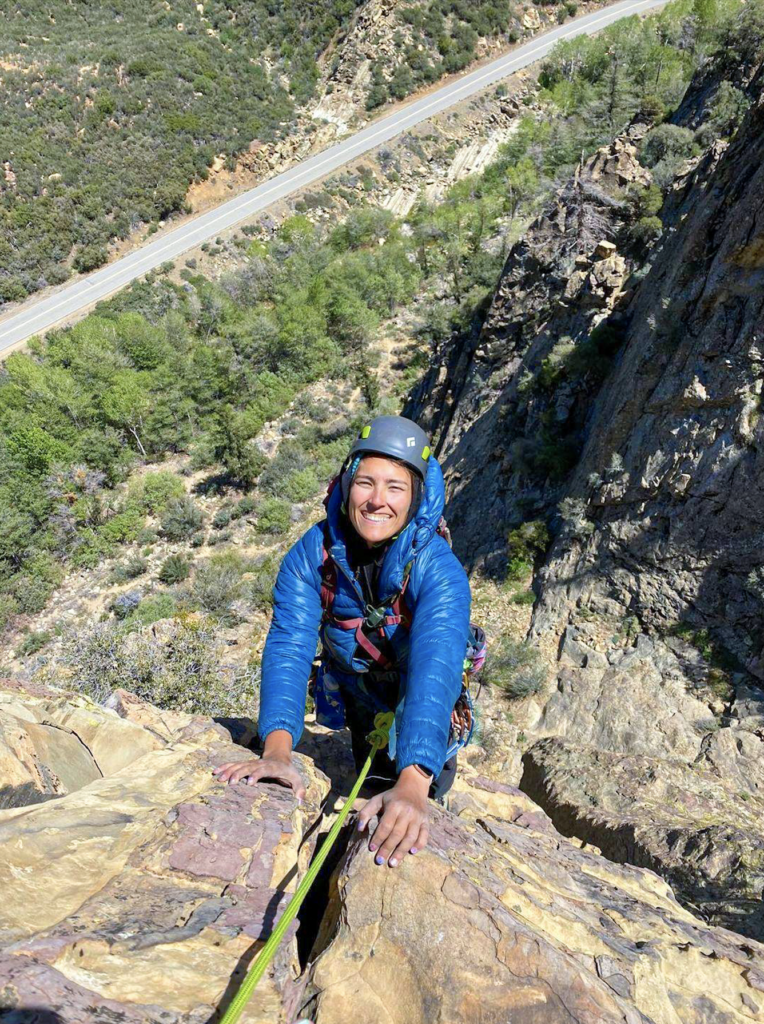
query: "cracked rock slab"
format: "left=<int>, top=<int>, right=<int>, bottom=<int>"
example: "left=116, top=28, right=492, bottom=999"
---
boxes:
left=521, top=737, right=764, bottom=938
left=302, top=800, right=764, bottom=1023
left=0, top=683, right=330, bottom=1023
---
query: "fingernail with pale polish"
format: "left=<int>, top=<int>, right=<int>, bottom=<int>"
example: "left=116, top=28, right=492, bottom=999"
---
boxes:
left=369, top=844, right=377, bottom=852
left=410, top=848, right=418, bottom=855
left=375, top=855, right=385, bottom=865
left=389, top=858, right=397, bottom=867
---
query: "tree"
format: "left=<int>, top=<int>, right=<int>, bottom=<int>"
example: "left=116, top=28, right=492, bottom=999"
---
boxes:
left=160, top=497, right=204, bottom=540
left=505, top=158, right=539, bottom=225
left=5, top=425, right=71, bottom=475
left=641, top=123, right=695, bottom=165
left=101, top=370, right=153, bottom=456
left=115, top=312, right=167, bottom=370
left=210, top=405, right=267, bottom=486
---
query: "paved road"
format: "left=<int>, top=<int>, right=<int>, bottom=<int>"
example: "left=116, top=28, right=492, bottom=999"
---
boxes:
left=0, top=0, right=666, bottom=354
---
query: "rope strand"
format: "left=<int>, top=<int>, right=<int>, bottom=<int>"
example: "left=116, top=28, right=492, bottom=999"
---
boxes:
left=217, top=712, right=395, bottom=1024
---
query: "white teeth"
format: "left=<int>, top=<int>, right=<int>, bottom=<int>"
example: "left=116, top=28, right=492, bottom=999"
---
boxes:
left=363, top=513, right=391, bottom=522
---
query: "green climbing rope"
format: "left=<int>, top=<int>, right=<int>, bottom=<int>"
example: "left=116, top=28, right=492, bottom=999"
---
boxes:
left=217, top=711, right=395, bottom=1024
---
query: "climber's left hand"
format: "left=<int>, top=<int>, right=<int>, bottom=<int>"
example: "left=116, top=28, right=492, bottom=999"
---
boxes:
left=356, top=767, right=430, bottom=867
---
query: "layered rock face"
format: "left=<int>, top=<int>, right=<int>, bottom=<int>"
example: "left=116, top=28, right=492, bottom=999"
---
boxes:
left=409, top=125, right=650, bottom=571
left=523, top=737, right=764, bottom=936
left=522, top=69, right=764, bottom=933
left=4, top=683, right=764, bottom=1023
left=0, top=681, right=329, bottom=1023
left=303, top=771, right=764, bottom=1024
left=531, top=70, right=764, bottom=675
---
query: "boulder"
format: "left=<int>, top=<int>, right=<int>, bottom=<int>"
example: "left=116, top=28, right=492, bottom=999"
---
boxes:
left=522, top=737, right=764, bottom=936
left=300, top=800, right=764, bottom=1024
left=0, top=683, right=330, bottom=1023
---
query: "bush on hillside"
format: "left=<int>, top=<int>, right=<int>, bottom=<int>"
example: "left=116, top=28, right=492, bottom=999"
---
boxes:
left=254, top=497, right=292, bottom=536
left=158, top=553, right=192, bottom=585
left=129, top=471, right=185, bottom=514
left=160, top=497, right=204, bottom=541
left=191, top=554, right=246, bottom=617
left=57, top=618, right=257, bottom=717
left=482, top=637, right=547, bottom=699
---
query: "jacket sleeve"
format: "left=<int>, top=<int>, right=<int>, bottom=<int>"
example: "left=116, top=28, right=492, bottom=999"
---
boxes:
left=396, top=539, right=471, bottom=777
left=258, top=524, right=324, bottom=748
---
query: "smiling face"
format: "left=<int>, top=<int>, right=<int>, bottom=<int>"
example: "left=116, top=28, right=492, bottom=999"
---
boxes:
left=347, top=455, right=414, bottom=547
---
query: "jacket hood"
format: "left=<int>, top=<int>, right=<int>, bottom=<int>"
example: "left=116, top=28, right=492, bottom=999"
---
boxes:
left=325, top=454, right=446, bottom=602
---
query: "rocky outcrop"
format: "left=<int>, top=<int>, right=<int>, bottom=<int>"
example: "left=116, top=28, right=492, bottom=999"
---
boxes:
left=408, top=126, right=651, bottom=571
left=531, top=69, right=764, bottom=675
left=5, top=684, right=764, bottom=1023
left=301, top=773, right=764, bottom=1024
left=0, top=681, right=329, bottom=1023
left=522, top=737, right=764, bottom=937
left=0, top=680, right=163, bottom=808
left=511, top=65, right=764, bottom=930
left=408, top=55, right=764, bottom=944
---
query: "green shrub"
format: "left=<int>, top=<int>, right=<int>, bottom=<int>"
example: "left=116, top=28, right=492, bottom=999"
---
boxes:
left=283, top=468, right=320, bottom=502
left=73, top=244, right=108, bottom=273
left=483, top=637, right=547, bottom=699
left=192, top=555, right=245, bottom=617
left=330, top=207, right=398, bottom=252
left=249, top=553, right=281, bottom=611
left=631, top=215, right=663, bottom=244
left=17, top=630, right=53, bottom=657
left=0, top=592, right=20, bottom=631
left=111, top=556, right=149, bottom=583
left=207, top=529, right=233, bottom=546
left=640, top=124, right=698, bottom=186
left=158, top=554, right=192, bottom=584
left=366, top=82, right=389, bottom=110
left=232, top=495, right=257, bottom=518
left=99, top=505, right=145, bottom=545
left=161, top=497, right=205, bottom=540
left=58, top=618, right=257, bottom=717
left=11, top=574, right=57, bottom=615
left=259, top=442, right=309, bottom=495
left=506, top=520, right=550, bottom=581
left=213, top=507, right=233, bottom=530
left=124, top=592, right=178, bottom=628
left=129, top=471, right=185, bottom=514
left=255, top=496, right=292, bottom=535
left=695, top=81, right=750, bottom=147
left=111, top=589, right=143, bottom=620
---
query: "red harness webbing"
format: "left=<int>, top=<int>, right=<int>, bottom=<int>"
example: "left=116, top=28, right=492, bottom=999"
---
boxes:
left=320, top=540, right=412, bottom=669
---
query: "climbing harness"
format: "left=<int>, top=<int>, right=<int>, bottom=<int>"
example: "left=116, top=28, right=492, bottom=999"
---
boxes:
left=217, top=711, right=395, bottom=1024
left=318, top=511, right=488, bottom=760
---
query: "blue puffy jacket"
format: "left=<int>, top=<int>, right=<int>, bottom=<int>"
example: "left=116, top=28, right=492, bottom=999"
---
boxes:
left=258, top=454, right=471, bottom=778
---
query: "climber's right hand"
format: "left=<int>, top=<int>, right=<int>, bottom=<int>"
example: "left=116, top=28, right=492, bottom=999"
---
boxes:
left=212, top=754, right=306, bottom=803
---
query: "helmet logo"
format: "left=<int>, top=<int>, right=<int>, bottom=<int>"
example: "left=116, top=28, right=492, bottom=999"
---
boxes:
left=406, top=437, right=416, bottom=447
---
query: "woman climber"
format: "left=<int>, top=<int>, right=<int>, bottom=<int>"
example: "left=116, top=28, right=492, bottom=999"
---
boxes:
left=213, top=415, right=473, bottom=868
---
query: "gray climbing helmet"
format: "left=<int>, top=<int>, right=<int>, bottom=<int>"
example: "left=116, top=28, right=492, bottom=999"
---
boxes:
left=346, top=416, right=431, bottom=479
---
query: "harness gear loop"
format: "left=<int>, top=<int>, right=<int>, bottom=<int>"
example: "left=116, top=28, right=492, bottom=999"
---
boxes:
left=216, top=713, right=394, bottom=1024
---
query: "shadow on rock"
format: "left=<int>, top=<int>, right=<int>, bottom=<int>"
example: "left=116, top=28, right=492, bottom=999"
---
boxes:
left=0, top=1009, right=65, bottom=1023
